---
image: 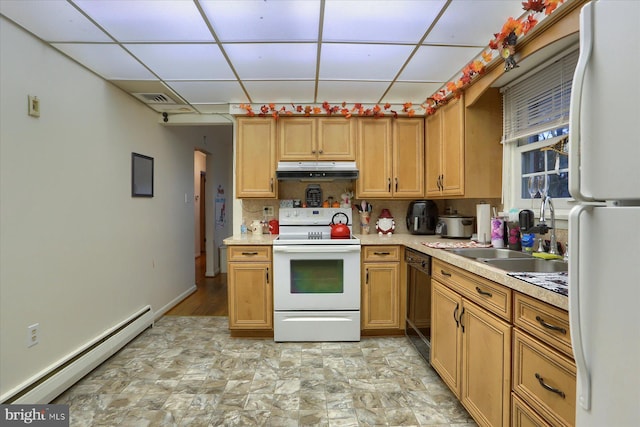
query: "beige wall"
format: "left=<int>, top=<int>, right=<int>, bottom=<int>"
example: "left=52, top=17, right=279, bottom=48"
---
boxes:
left=0, top=17, right=206, bottom=398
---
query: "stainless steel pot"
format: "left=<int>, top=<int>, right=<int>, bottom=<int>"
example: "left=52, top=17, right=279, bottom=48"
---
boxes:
left=435, top=215, right=475, bottom=238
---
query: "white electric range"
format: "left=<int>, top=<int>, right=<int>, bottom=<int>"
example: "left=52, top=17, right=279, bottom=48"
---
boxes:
left=272, top=208, right=361, bottom=342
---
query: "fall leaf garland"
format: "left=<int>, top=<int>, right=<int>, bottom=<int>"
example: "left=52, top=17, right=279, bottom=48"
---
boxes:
left=241, top=0, right=565, bottom=119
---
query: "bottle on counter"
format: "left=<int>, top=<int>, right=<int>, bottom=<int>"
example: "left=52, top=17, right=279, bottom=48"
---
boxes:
left=240, top=218, right=247, bottom=235
left=521, top=233, right=535, bottom=253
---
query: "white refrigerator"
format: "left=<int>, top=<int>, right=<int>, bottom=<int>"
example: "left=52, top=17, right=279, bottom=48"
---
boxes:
left=568, top=1, right=640, bottom=426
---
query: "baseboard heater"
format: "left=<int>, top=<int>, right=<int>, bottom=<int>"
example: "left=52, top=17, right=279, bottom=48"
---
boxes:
left=1, top=305, right=154, bottom=404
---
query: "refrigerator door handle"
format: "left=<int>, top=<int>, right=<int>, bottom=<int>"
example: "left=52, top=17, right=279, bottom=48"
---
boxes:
left=569, top=1, right=594, bottom=202
left=569, top=204, right=591, bottom=410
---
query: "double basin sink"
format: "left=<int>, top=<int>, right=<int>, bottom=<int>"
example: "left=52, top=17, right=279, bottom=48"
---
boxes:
left=446, top=248, right=568, bottom=273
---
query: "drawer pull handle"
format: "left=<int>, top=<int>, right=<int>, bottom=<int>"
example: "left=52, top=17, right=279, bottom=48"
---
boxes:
left=536, top=316, right=567, bottom=334
left=266, top=268, right=269, bottom=283
left=453, top=303, right=459, bottom=327
left=242, top=252, right=259, bottom=256
left=441, top=270, right=452, bottom=277
left=535, top=373, right=566, bottom=398
left=374, top=251, right=391, bottom=255
left=459, top=307, right=466, bottom=333
left=475, top=287, right=492, bottom=297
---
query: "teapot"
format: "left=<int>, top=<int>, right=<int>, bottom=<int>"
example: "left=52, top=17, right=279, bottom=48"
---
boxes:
left=330, top=212, right=351, bottom=239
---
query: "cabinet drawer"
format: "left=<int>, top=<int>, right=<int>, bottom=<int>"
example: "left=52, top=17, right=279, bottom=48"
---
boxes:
left=514, top=292, right=572, bottom=358
left=513, top=329, right=576, bottom=427
left=228, top=246, right=271, bottom=262
left=512, top=393, right=552, bottom=427
left=432, top=259, right=511, bottom=321
left=363, top=245, right=400, bottom=262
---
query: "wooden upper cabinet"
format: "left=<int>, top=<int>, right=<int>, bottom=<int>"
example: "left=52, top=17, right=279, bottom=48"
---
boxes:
left=393, top=118, right=425, bottom=198
left=317, top=118, right=356, bottom=160
left=236, top=117, right=277, bottom=198
left=425, top=89, right=503, bottom=199
left=440, top=97, right=465, bottom=196
left=426, top=96, right=464, bottom=198
left=357, top=118, right=424, bottom=199
left=356, top=118, right=393, bottom=197
left=279, top=117, right=355, bottom=161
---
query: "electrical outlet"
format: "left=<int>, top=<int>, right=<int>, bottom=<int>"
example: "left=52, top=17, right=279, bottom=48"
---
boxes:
left=263, top=206, right=274, bottom=217
left=27, top=323, right=39, bottom=347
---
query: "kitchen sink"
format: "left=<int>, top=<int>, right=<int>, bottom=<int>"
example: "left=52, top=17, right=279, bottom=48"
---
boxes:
left=446, top=248, right=533, bottom=259
left=482, top=258, right=568, bottom=273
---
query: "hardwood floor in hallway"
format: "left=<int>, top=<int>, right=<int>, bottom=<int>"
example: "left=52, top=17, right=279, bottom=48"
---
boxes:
left=166, top=255, right=228, bottom=316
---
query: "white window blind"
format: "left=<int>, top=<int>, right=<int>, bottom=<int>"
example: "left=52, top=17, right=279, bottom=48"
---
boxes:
left=502, top=49, right=579, bottom=144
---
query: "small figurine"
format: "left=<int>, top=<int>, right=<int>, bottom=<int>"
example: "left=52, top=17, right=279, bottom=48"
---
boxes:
left=376, top=208, right=396, bottom=236
left=340, top=191, right=353, bottom=209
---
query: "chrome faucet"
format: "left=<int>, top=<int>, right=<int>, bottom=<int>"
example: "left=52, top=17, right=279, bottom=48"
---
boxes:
left=539, top=195, right=558, bottom=255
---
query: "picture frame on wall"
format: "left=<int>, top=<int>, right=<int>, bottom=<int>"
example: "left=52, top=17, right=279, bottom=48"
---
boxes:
left=131, top=152, right=154, bottom=197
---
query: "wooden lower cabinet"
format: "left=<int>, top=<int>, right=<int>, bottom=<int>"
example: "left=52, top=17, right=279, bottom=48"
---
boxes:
left=227, top=246, right=273, bottom=333
left=512, top=393, right=552, bottom=427
left=431, top=266, right=511, bottom=427
left=361, top=246, right=403, bottom=332
left=512, top=292, right=576, bottom=427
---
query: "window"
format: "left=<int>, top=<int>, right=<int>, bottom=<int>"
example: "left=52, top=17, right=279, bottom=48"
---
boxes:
left=502, top=48, right=578, bottom=219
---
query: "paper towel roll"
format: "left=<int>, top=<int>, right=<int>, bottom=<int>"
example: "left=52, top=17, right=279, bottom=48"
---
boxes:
left=476, top=203, right=491, bottom=244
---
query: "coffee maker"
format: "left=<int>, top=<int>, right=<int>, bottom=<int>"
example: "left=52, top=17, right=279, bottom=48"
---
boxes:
left=406, top=200, right=438, bottom=235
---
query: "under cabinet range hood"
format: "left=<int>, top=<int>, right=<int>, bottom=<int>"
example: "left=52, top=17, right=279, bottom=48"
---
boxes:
left=276, top=161, right=359, bottom=181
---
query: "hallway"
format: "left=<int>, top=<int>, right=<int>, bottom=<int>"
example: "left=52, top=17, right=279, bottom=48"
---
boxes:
left=166, top=256, right=228, bottom=317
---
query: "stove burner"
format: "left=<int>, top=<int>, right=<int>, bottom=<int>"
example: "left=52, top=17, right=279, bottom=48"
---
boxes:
left=308, top=231, right=323, bottom=240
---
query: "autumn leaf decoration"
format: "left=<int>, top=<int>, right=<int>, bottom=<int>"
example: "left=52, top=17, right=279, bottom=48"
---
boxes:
left=241, top=0, right=565, bottom=118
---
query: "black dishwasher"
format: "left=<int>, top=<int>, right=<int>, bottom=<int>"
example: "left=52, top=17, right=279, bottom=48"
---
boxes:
left=405, top=248, right=432, bottom=363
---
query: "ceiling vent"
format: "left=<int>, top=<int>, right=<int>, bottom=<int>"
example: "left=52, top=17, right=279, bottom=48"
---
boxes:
left=132, top=93, right=175, bottom=104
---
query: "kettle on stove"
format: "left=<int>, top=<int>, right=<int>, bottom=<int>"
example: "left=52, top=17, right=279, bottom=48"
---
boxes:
left=329, top=212, right=351, bottom=239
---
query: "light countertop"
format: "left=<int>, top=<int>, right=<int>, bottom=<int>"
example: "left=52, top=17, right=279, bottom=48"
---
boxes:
left=223, top=232, right=568, bottom=311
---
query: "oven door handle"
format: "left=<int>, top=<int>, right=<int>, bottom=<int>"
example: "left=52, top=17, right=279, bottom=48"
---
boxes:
left=273, top=245, right=361, bottom=254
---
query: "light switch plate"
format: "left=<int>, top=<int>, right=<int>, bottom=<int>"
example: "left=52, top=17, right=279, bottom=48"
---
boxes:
left=28, top=95, right=40, bottom=117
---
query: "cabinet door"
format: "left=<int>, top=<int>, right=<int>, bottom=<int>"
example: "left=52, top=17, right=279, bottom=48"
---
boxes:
left=461, top=299, right=511, bottom=427
left=278, top=118, right=317, bottom=160
left=393, top=118, right=424, bottom=198
left=317, top=118, right=356, bottom=160
left=425, top=112, right=443, bottom=197
left=362, top=262, right=400, bottom=329
left=356, top=118, right=393, bottom=198
left=431, top=280, right=463, bottom=397
left=236, top=118, right=277, bottom=198
left=227, top=262, right=273, bottom=329
left=440, top=97, right=464, bottom=196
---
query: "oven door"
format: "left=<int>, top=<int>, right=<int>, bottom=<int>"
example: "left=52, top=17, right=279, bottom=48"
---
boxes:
left=272, top=244, right=361, bottom=311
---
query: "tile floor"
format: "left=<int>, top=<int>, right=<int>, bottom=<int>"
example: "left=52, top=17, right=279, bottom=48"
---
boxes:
left=54, top=316, right=475, bottom=426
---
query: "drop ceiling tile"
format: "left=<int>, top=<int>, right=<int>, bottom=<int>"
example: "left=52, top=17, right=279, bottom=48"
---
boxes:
left=124, top=44, right=235, bottom=80
left=425, top=0, right=526, bottom=46
left=243, top=81, right=316, bottom=104
left=399, top=45, right=484, bottom=82
left=320, top=43, right=414, bottom=80
left=200, top=0, right=320, bottom=42
left=316, top=81, right=391, bottom=104
left=0, top=0, right=111, bottom=42
left=74, top=0, right=213, bottom=42
left=51, top=43, right=155, bottom=80
left=166, top=81, right=248, bottom=104
left=223, top=43, right=317, bottom=79
left=384, top=82, right=444, bottom=104
left=323, top=0, right=447, bottom=43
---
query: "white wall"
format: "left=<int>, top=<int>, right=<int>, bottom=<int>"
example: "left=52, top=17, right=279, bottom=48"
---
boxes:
left=0, top=18, right=199, bottom=399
